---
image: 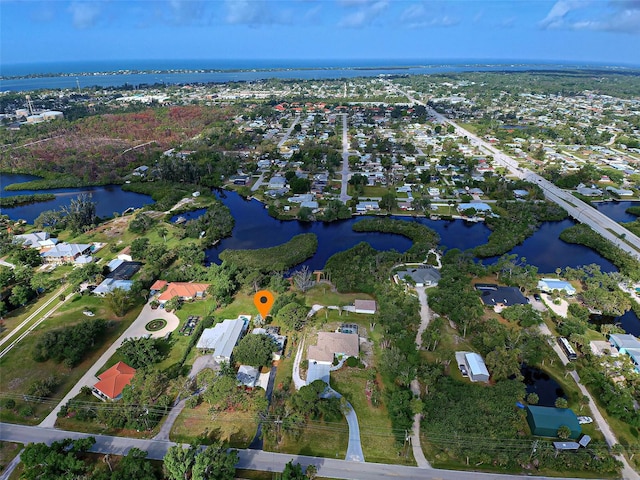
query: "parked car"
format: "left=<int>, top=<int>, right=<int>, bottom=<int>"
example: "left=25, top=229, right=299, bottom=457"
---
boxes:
left=577, top=416, right=593, bottom=424
left=459, top=364, right=468, bottom=377
left=533, top=294, right=542, bottom=302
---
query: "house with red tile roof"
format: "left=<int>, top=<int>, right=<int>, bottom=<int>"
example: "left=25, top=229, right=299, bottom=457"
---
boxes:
left=93, top=362, right=136, bottom=401
left=157, top=282, right=210, bottom=304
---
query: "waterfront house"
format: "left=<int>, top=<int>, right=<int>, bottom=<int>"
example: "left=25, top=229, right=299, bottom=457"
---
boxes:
left=14, top=231, right=58, bottom=250
left=396, top=267, right=441, bottom=287
left=526, top=406, right=581, bottom=439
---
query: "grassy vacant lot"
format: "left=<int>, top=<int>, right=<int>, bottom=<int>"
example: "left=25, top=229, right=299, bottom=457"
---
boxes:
left=266, top=420, right=348, bottom=460
left=0, top=294, right=143, bottom=425
left=304, top=285, right=374, bottom=309
left=0, top=441, right=21, bottom=475
left=0, top=286, right=66, bottom=341
left=171, top=402, right=258, bottom=448
left=331, top=367, right=414, bottom=465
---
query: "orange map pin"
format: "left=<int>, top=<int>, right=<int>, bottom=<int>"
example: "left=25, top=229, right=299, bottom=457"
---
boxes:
left=254, top=290, right=274, bottom=319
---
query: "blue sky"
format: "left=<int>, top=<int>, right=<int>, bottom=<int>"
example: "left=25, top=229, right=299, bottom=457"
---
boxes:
left=1, top=1, right=639, bottom=67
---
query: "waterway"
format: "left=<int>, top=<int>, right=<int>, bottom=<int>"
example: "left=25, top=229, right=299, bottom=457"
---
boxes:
left=593, top=201, right=639, bottom=223
left=1, top=173, right=154, bottom=221
left=3, top=176, right=639, bottom=333
left=0, top=60, right=615, bottom=92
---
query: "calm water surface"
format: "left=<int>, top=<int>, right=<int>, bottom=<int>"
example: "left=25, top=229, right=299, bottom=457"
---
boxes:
left=1, top=173, right=153, bottom=221
left=521, top=366, right=566, bottom=407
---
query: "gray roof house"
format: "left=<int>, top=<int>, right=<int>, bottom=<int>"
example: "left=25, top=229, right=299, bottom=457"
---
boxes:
left=237, top=365, right=260, bottom=388
left=397, top=267, right=441, bottom=287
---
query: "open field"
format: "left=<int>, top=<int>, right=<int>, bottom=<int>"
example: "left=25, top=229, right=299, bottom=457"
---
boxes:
left=0, top=294, right=143, bottom=425
left=171, top=402, right=258, bottom=448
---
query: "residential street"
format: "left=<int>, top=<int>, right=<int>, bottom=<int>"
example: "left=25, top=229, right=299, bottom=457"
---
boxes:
left=340, top=113, right=352, bottom=203
left=0, top=422, right=604, bottom=480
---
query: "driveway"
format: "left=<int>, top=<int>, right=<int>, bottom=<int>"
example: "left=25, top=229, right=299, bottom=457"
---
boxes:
left=124, top=303, right=179, bottom=339
left=322, top=388, right=364, bottom=462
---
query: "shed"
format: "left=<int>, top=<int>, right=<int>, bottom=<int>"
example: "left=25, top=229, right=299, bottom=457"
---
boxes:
left=354, top=299, right=377, bottom=314
left=553, top=442, right=580, bottom=451
left=526, top=406, right=581, bottom=439
left=463, top=352, right=490, bottom=383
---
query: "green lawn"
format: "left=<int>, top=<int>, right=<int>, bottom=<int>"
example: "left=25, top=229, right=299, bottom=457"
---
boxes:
left=0, top=295, right=143, bottom=425
left=0, top=286, right=68, bottom=342
left=0, top=441, right=22, bottom=474
left=331, top=367, right=415, bottom=465
left=304, top=285, right=374, bottom=308
left=170, top=402, right=258, bottom=448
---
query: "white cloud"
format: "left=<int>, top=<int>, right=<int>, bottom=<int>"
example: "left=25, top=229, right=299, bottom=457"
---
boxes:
left=338, top=0, right=388, bottom=28
left=68, top=1, right=102, bottom=29
left=539, top=0, right=640, bottom=33
left=225, top=0, right=292, bottom=26
left=539, top=0, right=587, bottom=30
left=398, top=2, right=459, bottom=29
left=168, top=0, right=207, bottom=25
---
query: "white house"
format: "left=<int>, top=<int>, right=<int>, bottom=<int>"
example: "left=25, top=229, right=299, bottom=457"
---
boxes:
left=196, top=317, right=249, bottom=363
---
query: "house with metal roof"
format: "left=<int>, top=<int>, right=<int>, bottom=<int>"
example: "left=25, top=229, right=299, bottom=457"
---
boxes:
left=609, top=334, right=640, bottom=354
left=526, top=406, right=581, bottom=439
left=196, top=317, right=248, bottom=363
left=456, top=351, right=490, bottom=383
left=14, top=231, right=58, bottom=249
left=41, top=243, right=91, bottom=264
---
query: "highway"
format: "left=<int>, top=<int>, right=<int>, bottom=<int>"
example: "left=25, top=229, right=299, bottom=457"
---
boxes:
left=391, top=83, right=640, bottom=261
left=0, top=422, right=595, bottom=480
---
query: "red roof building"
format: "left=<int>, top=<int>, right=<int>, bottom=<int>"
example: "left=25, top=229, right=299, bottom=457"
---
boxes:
left=157, top=282, right=210, bottom=303
left=150, top=280, right=168, bottom=292
left=93, top=362, right=136, bottom=400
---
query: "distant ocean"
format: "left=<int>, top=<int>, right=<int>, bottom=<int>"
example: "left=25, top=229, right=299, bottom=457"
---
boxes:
left=1, top=58, right=637, bottom=92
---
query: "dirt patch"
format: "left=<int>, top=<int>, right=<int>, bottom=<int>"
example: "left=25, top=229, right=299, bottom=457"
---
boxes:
left=91, top=216, right=131, bottom=238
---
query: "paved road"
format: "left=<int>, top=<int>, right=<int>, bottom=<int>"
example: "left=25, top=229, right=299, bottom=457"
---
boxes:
left=251, top=171, right=266, bottom=192
left=0, top=285, right=67, bottom=347
left=39, top=302, right=179, bottom=427
left=391, top=83, right=640, bottom=261
left=277, top=115, right=299, bottom=149
left=339, top=113, right=352, bottom=203
left=409, top=286, right=432, bottom=468
left=1, top=422, right=599, bottom=480
left=0, top=288, right=72, bottom=359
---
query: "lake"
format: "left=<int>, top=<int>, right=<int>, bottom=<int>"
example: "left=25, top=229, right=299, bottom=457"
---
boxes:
left=1, top=173, right=154, bottom=222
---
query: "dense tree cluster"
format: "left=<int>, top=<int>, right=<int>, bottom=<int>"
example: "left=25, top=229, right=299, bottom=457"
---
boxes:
left=32, top=318, right=108, bottom=367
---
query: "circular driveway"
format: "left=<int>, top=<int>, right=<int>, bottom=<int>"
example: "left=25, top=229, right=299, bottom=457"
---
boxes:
left=129, top=302, right=180, bottom=339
